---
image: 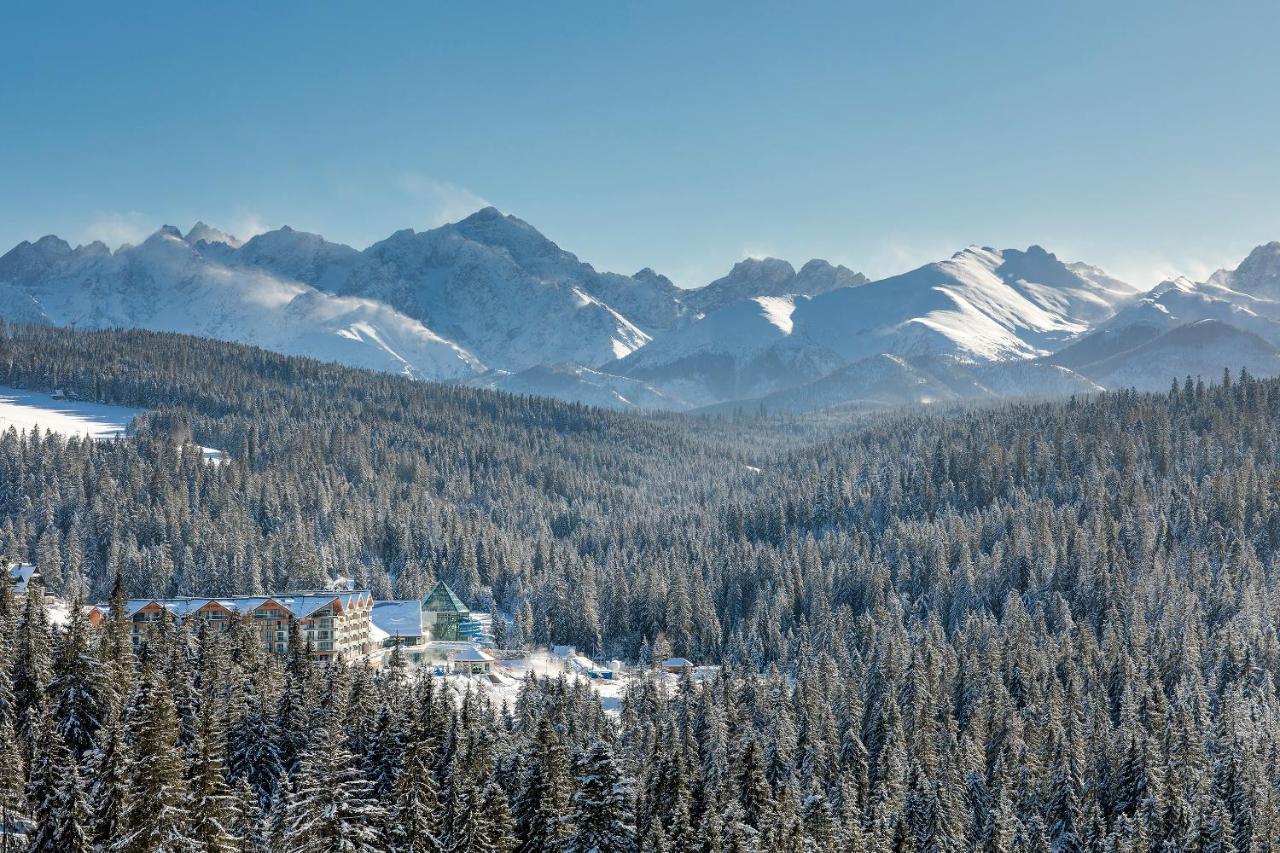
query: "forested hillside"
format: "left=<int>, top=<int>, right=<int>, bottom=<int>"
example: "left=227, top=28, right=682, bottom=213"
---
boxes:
left=4, top=323, right=1280, bottom=849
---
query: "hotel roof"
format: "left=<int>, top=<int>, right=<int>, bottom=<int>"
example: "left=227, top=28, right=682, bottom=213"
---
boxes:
left=114, top=590, right=373, bottom=620
left=371, top=600, right=425, bottom=638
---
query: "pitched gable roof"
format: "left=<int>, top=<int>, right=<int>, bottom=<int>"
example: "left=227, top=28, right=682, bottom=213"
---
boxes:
left=423, top=581, right=468, bottom=615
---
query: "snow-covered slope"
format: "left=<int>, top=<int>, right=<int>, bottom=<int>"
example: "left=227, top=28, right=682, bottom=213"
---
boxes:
left=469, top=363, right=688, bottom=411
left=796, top=245, right=1137, bottom=362
left=0, top=386, right=141, bottom=440
left=1052, top=243, right=1280, bottom=390
left=1078, top=320, right=1280, bottom=391
left=0, top=228, right=483, bottom=380
left=613, top=245, right=1136, bottom=406
left=613, top=295, right=848, bottom=405
left=701, top=353, right=1104, bottom=414
left=337, top=214, right=653, bottom=370
left=683, top=258, right=866, bottom=317
left=12, top=209, right=1277, bottom=415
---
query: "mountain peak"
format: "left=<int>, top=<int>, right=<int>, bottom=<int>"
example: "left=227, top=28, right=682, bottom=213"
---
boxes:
left=151, top=225, right=184, bottom=241
left=796, top=259, right=868, bottom=292
left=445, top=207, right=571, bottom=270
left=995, top=244, right=1082, bottom=289
left=0, top=235, right=74, bottom=285
left=74, top=241, right=110, bottom=259
left=31, top=234, right=73, bottom=257
left=1236, top=241, right=1280, bottom=274
left=458, top=206, right=505, bottom=224
left=452, top=206, right=541, bottom=241
left=633, top=267, right=676, bottom=289
left=798, top=258, right=836, bottom=274
left=1217, top=241, right=1280, bottom=297
left=728, top=257, right=796, bottom=279
left=185, top=221, right=241, bottom=248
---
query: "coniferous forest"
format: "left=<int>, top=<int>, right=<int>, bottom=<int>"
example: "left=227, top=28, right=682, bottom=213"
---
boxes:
left=3, top=322, right=1280, bottom=850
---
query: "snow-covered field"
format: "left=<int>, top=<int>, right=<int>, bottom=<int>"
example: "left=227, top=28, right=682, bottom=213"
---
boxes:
left=0, top=386, right=140, bottom=440
left=0, top=386, right=225, bottom=461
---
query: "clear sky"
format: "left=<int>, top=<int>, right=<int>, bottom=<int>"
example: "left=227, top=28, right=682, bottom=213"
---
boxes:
left=3, top=1, right=1278, bottom=288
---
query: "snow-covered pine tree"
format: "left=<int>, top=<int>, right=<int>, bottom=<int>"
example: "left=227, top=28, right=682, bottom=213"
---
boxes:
left=86, top=703, right=131, bottom=848
left=482, top=779, right=517, bottom=853
left=513, top=717, right=572, bottom=853
left=0, top=708, right=23, bottom=821
left=799, top=784, right=836, bottom=851
left=227, top=674, right=283, bottom=809
left=566, top=740, right=636, bottom=853
left=389, top=731, right=445, bottom=853
left=187, top=699, right=240, bottom=852
left=98, top=570, right=135, bottom=704
left=49, top=599, right=106, bottom=759
left=282, top=722, right=386, bottom=853
left=442, top=772, right=492, bottom=853
left=52, top=756, right=92, bottom=853
left=733, top=736, right=774, bottom=835
left=25, top=709, right=69, bottom=852
left=116, top=666, right=195, bottom=852
left=12, top=577, right=51, bottom=749
left=1046, top=743, right=1083, bottom=853
left=0, top=596, right=15, bottom=731
left=364, top=701, right=404, bottom=800
left=231, top=778, right=266, bottom=853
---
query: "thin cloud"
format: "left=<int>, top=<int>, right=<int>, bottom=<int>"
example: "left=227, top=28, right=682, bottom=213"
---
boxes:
left=81, top=211, right=153, bottom=250
left=398, top=174, right=491, bottom=228
left=229, top=210, right=273, bottom=242
left=1085, top=250, right=1242, bottom=290
left=855, top=238, right=963, bottom=281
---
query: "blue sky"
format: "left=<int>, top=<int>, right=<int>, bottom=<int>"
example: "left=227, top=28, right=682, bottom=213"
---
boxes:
left=2, top=1, right=1278, bottom=287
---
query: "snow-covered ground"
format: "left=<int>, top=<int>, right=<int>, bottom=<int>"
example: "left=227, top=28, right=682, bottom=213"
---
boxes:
left=416, top=648, right=717, bottom=715
left=436, top=650, right=630, bottom=713
left=0, top=386, right=140, bottom=440
left=0, top=386, right=226, bottom=462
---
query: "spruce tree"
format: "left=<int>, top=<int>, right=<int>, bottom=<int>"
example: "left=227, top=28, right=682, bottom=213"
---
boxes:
left=567, top=741, right=636, bottom=853
left=25, top=709, right=71, bottom=853
left=733, top=737, right=774, bottom=835
left=86, top=703, right=131, bottom=849
left=52, top=757, right=92, bottom=853
left=283, top=723, right=386, bottom=853
left=513, top=717, right=572, bottom=853
left=187, top=701, right=240, bottom=852
left=116, top=668, right=195, bottom=852
left=390, top=733, right=445, bottom=853
left=482, top=779, right=518, bottom=853
left=49, top=600, right=106, bottom=759
left=12, top=579, right=52, bottom=749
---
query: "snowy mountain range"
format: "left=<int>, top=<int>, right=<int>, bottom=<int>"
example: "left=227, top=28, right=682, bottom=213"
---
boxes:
left=2, top=209, right=1277, bottom=413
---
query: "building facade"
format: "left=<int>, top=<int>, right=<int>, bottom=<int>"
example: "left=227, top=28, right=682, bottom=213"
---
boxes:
left=422, top=580, right=470, bottom=641
left=89, top=590, right=375, bottom=662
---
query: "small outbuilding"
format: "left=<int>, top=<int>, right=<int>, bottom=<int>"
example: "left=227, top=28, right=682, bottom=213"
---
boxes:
left=452, top=645, right=496, bottom=675
left=7, top=564, right=39, bottom=596
left=661, top=657, right=695, bottom=675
